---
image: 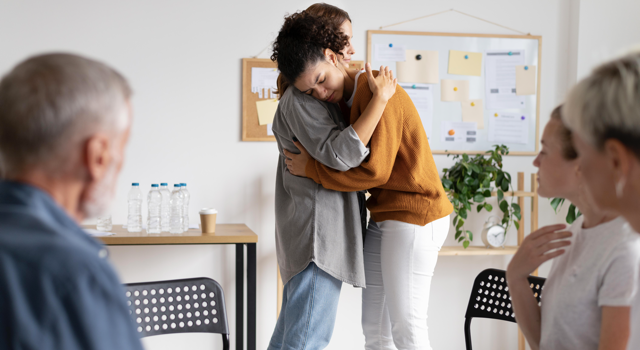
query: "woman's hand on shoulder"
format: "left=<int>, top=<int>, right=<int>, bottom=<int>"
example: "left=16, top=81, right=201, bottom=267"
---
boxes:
left=506, top=224, right=571, bottom=282
left=365, top=63, right=397, bottom=103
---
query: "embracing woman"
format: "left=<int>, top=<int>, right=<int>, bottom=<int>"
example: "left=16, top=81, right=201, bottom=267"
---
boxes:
left=273, top=9, right=453, bottom=350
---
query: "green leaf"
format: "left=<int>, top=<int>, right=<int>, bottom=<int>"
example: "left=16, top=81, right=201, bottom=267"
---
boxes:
left=463, top=240, right=470, bottom=249
left=566, top=208, right=576, bottom=224
left=496, top=173, right=504, bottom=187
left=463, top=201, right=472, bottom=211
left=463, top=154, right=469, bottom=162
left=499, top=200, right=509, bottom=213
left=470, top=164, right=482, bottom=174
left=452, top=215, right=459, bottom=226
left=511, top=203, right=521, bottom=213
left=483, top=189, right=491, bottom=197
left=455, top=230, right=462, bottom=239
left=501, top=178, right=510, bottom=192
left=466, top=231, right=474, bottom=241
left=456, top=219, right=464, bottom=229
left=484, top=203, right=493, bottom=212
left=477, top=204, right=484, bottom=213
left=459, top=208, right=468, bottom=219
left=482, top=177, right=491, bottom=188
left=442, top=179, right=453, bottom=189
left=497, top=189, right=504, bottom=203
left=514, top=221, right=520, bottom=230
left=464, top=177, right=474, bottom=185
left=473, top=194, right=485, bottom=203
left=458, top=236, right=465, bottom=242
left=514, top=211, right=522, bottom=220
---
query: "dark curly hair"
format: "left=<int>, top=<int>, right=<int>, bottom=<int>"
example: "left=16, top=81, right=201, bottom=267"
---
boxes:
left=271, top=11, right=349, bottom=96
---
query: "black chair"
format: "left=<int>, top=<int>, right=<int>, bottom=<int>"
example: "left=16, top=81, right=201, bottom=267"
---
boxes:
left=124, top=277, right=229, bottom=350
left=464, top=268, right=545, bottom=350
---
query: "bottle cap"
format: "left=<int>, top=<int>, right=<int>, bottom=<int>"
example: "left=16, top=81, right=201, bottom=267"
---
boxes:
left=161, top=183, right=168, bottom=186
left=152, top=184, right=159, bottom=187
left=132, top=183, right=139, bottom=186
left=174, top=184, right=180, bottom=187
left=180, top=183, right=187, bottom=186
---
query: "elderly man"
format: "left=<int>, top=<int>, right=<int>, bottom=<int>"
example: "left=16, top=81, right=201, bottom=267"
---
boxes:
left=0, top=53, right=143, bottom=350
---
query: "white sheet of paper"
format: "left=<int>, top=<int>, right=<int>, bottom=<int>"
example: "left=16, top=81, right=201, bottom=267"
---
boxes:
left=400, top=83, right=433, bottom=139
left=374, top=44, right=406, bottom=62
left=251, top=67, right=279, bottom=99
left=441, top=121, right=478, bottom=143
left=488, top=113, right=529, bottom=144
left=267, top=123, right=274, bottom=136
left=484, top=50, right=526, bottom=110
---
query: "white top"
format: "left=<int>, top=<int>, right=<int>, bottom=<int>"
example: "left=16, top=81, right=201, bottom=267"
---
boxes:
left=344, top=69, right=365, bottom=107
left=540, top=216, right=640, bottom=350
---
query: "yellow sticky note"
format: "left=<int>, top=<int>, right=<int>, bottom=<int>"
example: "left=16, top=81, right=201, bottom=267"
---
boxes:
left=441, top=79, right=469, bottom=102
left=396, top=50, right=439, bottom=84
left=448, top=50, right=482, bottom=76
left=256, top=99, right=279, bottom=125
left=461, top=99, right=484, bottom=129
left=516, top=65, right=536, bottom=95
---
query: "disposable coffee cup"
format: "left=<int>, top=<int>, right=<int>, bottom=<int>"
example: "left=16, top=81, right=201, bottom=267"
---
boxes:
left=199, top=208, right=218, bottom=234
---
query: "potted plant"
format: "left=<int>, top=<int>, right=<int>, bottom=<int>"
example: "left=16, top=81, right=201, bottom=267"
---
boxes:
left=441, top=145, right=522, bottom=248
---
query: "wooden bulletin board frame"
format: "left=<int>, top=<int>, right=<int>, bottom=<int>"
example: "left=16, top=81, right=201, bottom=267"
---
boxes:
left=241, top=59, right=366, bottom=142
left=367, top=30, right=542, bottom=156
left=242, top=58, right=278, bottom=142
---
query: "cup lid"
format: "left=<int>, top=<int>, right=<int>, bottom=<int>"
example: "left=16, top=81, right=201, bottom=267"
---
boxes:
left=199, top=208, right=218, bottom=215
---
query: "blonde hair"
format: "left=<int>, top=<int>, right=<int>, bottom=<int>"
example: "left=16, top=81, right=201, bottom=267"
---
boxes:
left=563, top=52, right=640, bottom=158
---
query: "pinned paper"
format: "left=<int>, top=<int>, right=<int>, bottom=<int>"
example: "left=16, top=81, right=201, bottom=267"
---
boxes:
left=461, top=99, right=485, bottom=129
left=515, top=65, right=537, bottom=95
left=488, top=114, right=529, bottom=144
left=484, top=50, right=526, bottom=109
left=267, top=123, right=274, bottom=136
left=441, top=79, right=470, bottom=102
left=256, top=99, right=279, bottom=125
left=441, top=121, right=478, bottom=143
left=251, top=67, right=279, bottom=99
left=374, top=44, right=406, bottom=62
left=448, top=50, right=482, bottom=76
left=400, top=83, right=433, bottom=139
left=396, top=50, right=439, bottom=84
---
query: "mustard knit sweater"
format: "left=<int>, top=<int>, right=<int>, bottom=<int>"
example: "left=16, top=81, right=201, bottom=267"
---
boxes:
left=305, top=73, right=453, bottom=226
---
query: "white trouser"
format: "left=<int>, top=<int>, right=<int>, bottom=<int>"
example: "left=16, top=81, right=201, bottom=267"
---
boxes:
left=362, top=216, right=450, bottom=350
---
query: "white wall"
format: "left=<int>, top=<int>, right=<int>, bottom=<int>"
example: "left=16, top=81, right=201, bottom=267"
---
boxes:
left=2, top=1, right=633, bottom=349
left=576, top=0, right=640, bottom=80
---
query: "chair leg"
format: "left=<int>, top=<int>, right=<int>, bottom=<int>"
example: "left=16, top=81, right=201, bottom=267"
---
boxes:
left=222, top=334, right=229, bottom=350
left=464, top=317, right=472, bottom=350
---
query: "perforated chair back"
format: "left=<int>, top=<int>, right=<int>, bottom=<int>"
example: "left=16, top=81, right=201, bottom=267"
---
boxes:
left=464, top=268, right=545, bottom=350
left=125, top=277, right=229, bottom=350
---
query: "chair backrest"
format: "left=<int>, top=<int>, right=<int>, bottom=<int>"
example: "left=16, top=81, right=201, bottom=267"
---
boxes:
left=464, top=269, right=546, bottom=350
left=124, top=277, right=229, bottom=339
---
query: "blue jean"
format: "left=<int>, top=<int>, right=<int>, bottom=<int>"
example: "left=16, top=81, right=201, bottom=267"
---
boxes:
left=267, top=262, right=343, bottom=350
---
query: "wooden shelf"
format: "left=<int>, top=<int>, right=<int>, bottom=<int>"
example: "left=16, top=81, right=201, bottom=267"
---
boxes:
left=439, top=245, right=518, bottom=256
left=84, top=224, right=258, bottom=245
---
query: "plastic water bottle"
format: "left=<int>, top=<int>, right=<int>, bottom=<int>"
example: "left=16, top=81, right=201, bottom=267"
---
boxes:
left=147, top=184, right=162, bottom=234
left=159, top=183, right=171, bottom=232
left=127, top=183, right=143, bottom=232
left=169, top=184, right=184, bottom=234
left=180, top=183, right=190, bottom=231
left=97, top=215, right=112, bottom=232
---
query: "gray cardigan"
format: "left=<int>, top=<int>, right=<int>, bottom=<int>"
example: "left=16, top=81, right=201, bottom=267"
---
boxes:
left=272, top=86, right=369, bottom=287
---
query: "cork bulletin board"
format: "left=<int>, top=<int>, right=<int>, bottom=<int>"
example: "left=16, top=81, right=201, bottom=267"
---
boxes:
left=241, top=58, right=365, bottom=142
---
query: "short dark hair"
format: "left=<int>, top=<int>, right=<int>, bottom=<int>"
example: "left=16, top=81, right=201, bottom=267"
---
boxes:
left=550, top=105, right=578, bottom=160
left=271, top=11, right=349, bottom=90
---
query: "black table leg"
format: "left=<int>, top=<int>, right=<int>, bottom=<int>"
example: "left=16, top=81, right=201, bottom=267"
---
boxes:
left=247, top=243, right=257, bottom=350
left=236, top=244, right=244, bottom=350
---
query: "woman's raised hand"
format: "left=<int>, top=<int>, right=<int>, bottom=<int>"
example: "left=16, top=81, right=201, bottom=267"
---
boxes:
left=365, top=63, right=397, bottom=102
left=506, top=224, right=571, bottom=282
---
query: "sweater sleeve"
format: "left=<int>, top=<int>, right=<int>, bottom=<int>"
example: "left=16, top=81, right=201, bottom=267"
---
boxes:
left=304, top=79, right=403, bottom=191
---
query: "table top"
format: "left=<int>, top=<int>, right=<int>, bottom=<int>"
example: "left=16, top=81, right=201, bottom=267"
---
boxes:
left=85, top=224, right=258, bottom=245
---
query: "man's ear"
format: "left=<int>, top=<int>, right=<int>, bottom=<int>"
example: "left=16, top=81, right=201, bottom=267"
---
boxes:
left=84, top=134, right=112, bottom=182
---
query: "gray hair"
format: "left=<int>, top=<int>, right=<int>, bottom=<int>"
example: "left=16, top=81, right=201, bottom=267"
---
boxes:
left=563, top=52, right=640, bottom=159
left=0, top=53, right=132, bottom=178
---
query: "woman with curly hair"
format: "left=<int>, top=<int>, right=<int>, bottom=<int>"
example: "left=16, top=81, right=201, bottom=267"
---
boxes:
left=267, top=5, right=397, bottom=350
left=275, top=10, right=453, bottom=350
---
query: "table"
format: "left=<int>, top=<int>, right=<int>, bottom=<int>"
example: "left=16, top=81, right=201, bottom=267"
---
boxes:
left=90, top=224, right=257, bottom=350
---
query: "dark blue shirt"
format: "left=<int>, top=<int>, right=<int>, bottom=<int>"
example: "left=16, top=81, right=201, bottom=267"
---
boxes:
left=0, top=181, right=144, bottom=350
